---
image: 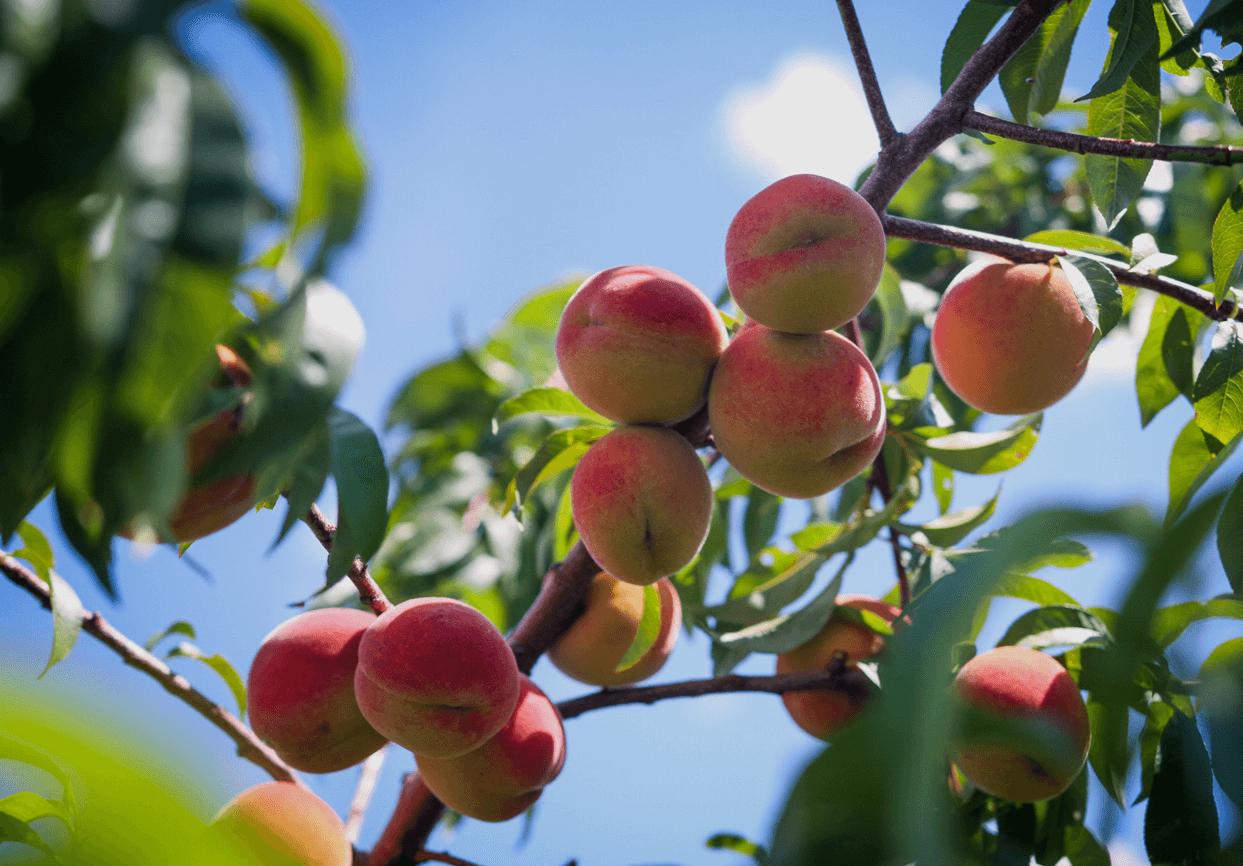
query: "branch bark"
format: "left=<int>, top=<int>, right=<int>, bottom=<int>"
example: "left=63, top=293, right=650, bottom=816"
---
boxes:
left=964, top=110, right=1243, bottom=166
left=884, top=214, right=1243, bottom=321
left=302, top=502, right=393, bottom=615
left=556, top=667, right=874, bottom=721
left=835, top=0, right=896, bottom=142
left=1, top=552, right=304, bottom=786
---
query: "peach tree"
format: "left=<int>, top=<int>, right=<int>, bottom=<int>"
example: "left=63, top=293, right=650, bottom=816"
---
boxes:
left=2, top=0, right=1243, bottom=864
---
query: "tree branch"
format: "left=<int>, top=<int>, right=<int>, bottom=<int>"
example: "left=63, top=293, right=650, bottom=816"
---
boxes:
left=301, top=503, right=392, bottom=615
left=1, top=552, right=304, bottom=786
left=858, top=0, right=1063, bottom=210
left=835, top=0, right=897, bottom=142
left=346, top=745, right=389, bottom=844
left=413, top=852, right=489, bottom=866
left=556, top=667, right=874, bottom=721
left=883, top=214, right=1243, bottom=322
left=964, top=110, right=1243, bottom=166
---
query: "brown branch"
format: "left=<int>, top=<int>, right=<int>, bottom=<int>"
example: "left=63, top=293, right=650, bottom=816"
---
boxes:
left=414, top=852, right=488, bottom=866
left=883, top=214, right=1243, bottom=322
left=369, top=774, right=443, bottom=866
left=866, top=459, right=910, bottom=609
left=859, top=0, right=1064, bottom=210
left=964, top=110, right=1243, bottom=166
left=557, top=667, right=874, bottom=721
left=302, top=502, right=392, bottom=615
left=835, top=0, right=897, bottom=142
left=1, top=552, right=304, bottom=786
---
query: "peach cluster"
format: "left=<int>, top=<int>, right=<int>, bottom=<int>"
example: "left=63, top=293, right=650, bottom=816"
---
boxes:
left=241, top=598, right=566, bottom=829
left=774, top=598, right=1091, bottom=803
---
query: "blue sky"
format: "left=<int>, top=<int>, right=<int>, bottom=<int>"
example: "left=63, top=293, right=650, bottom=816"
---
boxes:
left=4, top=2, right=1242, bottom=864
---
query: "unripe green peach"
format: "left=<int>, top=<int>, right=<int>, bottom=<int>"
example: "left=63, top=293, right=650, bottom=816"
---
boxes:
left=707, top=324, right=885, bottom=499
left=776, top=595, right=901, bottom=739
left=354, top=598, right=520, bottom=758
left=951, top=645, right=1091, bottom=802
left=416, top=674, right=566, bottom=822
left=555, top=265, right=729, bottom=424
left=210, top=782, right=350, bottom=866
left=571, top=425, right=713, bottom=586
left=247, top=608, right=387, bottom=774
left=931, top=258, right=1095, bottom=415
left=548, top=573, right=682, bottom=686
left=725, top=173, right=886, bottom=334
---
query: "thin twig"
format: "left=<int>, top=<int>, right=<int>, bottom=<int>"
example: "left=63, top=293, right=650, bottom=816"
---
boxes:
left=1, top=553, right=304, bottom=786
left=835, top=0, right=897, bottom=142
left=346, top=745, right=389, bottom=844
left=883, top=214, right=1243, bottom=322
left=369, top=774, right=442, bottom=866
left=866, top=458, right=910, bottom=609
left=414, top=852, right=488, bottom=866
left=556, top=668, right=874, bottom=721
left=964, top=110, right=1243, bottom=166
left=301, top=502, right=392, bottom=615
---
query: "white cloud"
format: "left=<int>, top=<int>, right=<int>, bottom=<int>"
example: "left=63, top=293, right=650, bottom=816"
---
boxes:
left=721, top=54, right=880, bottom=186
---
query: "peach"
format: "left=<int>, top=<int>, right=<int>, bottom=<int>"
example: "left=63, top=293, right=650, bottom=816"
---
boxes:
left=951, top=645, right=1091, bottom=802
left=776, top=595, right=901, bottom=739
left=125, top=344, right=258, bottom=543
left=571, top=425, right=713, bottom=586
left=354, top=597, right=520, bottom=758
left=725, top=173, right=887, bottom=334
left=707, top=324, right=885, bottom=498
left=547, top=573, right=682, bottom=686
left=415, top=674, right=566, bottom=823
left=247, top=608, right=388, bottom=774
left=931, top=258, right=1095, bottom=415
left=210, top=781, right=350, bottom=866
left=555, top=265, right=729, bottom=425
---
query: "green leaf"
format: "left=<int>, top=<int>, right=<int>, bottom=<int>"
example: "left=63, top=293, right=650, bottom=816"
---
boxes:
left=1218, top=472, right=1243, bottom=595
left=1135, top=699, right=1176, bottom=805
left=0, top=791, right=73, bottom=830
left=941, top=2, right=1010, bottom=94
left=143, top=620, right=196, bottom=653
left=272, top=421, right=331, bottom=548
left=1166, top=419, right=1242, bottom=528
left=932, top=461, right=954, bottom=515
left=716, top=560, right=847, bottom=655
left=1063, top=823, right=1111, bottom=866
left=325, top=408, right=390, bottom=583
left=0, top=809, right=61, bottom=861
left=1211, top=183, right=1243, bottom=305
left=165, top=642, right=247, bottom=719
left=54, top=488, right=115, bottom=601
left=1000, top=0, right=1089, bottom=122
left=1155, top=0, right=1200, bottom=74
left=242, top=0, right=366, bottom=271
left=989, top=573, right=1082, bottom=607
left=1192, top=321, right=1243, bottom=447
left=1149, top=598, right=1243, bottom=648
left=1198, top=641, right=1243, bottom=809
left=706, top=831, right=769, bottom=863
left=493, top=387, right=609, bottom=427
left=893, top=485, right=999, bottom=547
left=1059, top=255, right=1123, bottom=339
left=504, top=425, right=611, bottom=515
left=996, top=604, right=1114, bottom=651
left=13, top=521, right=54, bottom=580
left=36, top=570, right=84, bottom=679
left=742, top=488, right=782, bottom=560
left=615, top=583, right=662, bottom=673
left=1087, top=697, right=1130, bottom=806
left=1136, top=295, right=1199, bottom=427
left=1081, top=0, right=1159, bottom=101
left=1085, top=1, right=1161, bottom=228
left=1162, top=0, right=1243, bottom=57
left=911, top=413, right=1041, bottom=474
left=1024, top=229, right=1132, bottom=258
left=1144, top=711, right=1221, bottom=862
left=865, top=264, right=907, bottom=367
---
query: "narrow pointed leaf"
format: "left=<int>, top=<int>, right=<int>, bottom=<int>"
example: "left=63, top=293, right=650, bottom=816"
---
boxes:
left=911, top=413, right=1041, bottom=474
left=1218, top=472, right=1243, bottom=595
left=1192, top=321, right=1243, bottom=447
left=1136, top=296, right=1198, bottom=427
left=1024, top=229, right=1131, bottom=258
left=894, top=486, right=999, bottom=547
left=165, top=642, right=247, bottom=718
left=1150, top=598, right=1243, bottom=648
left=716, top=560, right=847, bottom=655
left=941, top=2, right=1010, bottom=94
left=615, top=583, right=662, bottom=673
left=502, top=425, right=611, bottom=515
left=37, top=570, right=84, bottom=679
left=1144, top=711, right=1220, bottom=862
left=1061, top=255, right=1123, bottom=338
left=1166, top=420, right=1242, bottom=527
left=325, top=408, right=390, bottom=583
left=1030, top=0, right=1091, bottom=116
left=144, top=620, right=197, bottom=653
left=494, top=387, right=610, bottom=427
left=1211, top=182, right=1243, bottom=305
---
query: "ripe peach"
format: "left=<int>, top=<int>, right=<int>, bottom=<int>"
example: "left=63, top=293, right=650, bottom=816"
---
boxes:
left=555, top=265, right=729, bottom=425
left=210, top=781, right=350, bottom=866
left=776, top=595, right=901, bottom=739
left=707, top=324, right=885, bottom=499
left=725, top=173, right=886, bottom=334
left=415, top=674, right=566, bottom=823
left=547, top=573, right=682, bottom=686
left=931, top=258, right=1095, bottom=415
left=571, top=425, right=713, bottom=586
left=951, top=645, right=1091, bottom=802
left=247, top=608, right=388, bottom=774
left=354, top=597, right=520, bottom=758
